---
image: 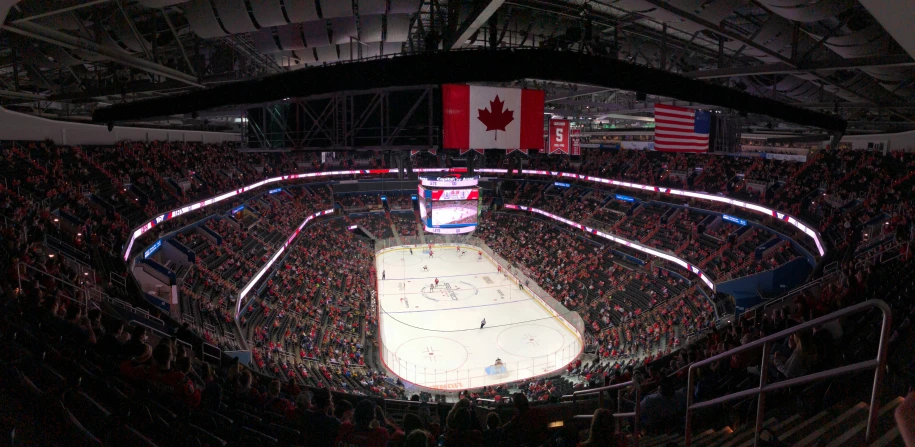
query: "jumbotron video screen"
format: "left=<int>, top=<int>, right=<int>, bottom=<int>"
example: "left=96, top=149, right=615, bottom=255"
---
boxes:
left=418, top=177, right=481, bottom=234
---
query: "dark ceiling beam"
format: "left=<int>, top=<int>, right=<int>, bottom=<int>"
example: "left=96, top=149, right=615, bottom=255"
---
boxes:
left=683, top=54, right=915, bottom=79
left=450, top=0, right=507, bottom=49
left=635, top=0, right=793, bottom=67
left=1, top=21, right=204, bottom=88
left=9, top=0, right=112, bottom=24
left=633, top=0, right=878, bottom=105
left=545, top=86, right=616, bottom=102
left=47, top=79, right=190, bottom=102
left=799, top=102, right=915, bottom=109
left=93, top=49, right=847, bottom=132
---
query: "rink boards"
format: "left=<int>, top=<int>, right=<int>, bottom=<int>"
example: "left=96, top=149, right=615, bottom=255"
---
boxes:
left=374, top=243, right=583, bottom=391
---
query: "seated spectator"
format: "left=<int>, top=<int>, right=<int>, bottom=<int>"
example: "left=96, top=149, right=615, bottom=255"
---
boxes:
left=483, top=412, right=501, bottom=447
left=63, top=304, right=97, bottom=344
left=772, top=331, right=818, bottom=379
left=334, top=399, right=390, bottom=446
left=299, top=387, right=341, bottom=446
left=500, top=393, right=548, bottom=447
left=405, top=430, right=433, bottom=447
left=394, top=413, right=431, bottom=447
left=198, top=363, right=222, bottom=410
left=335, top=399, right=355, bottom=424
left=578, top=408, right=617, bottom=447
left=123, top=325, right=151, bottom=360
left=98, top=318, right=127, bottom=359
left=120, top=342, right=201, bottom=408
left=444, top=407, right=483, bottom=447
left=87, top=308, right=104, bottom=336
left=233, top=370, right=263, bottom=405
left=264, top=379, right=295, bottom=416
left=639, top=378, right=682, bottom=433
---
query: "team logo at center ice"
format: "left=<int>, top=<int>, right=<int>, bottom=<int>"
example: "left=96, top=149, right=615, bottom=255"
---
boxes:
left=420, top=281, right=479, bottom=302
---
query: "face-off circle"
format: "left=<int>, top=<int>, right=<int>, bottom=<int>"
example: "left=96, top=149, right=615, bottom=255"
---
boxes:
left=394, top=336, right=468, bottom=372
left=420, top=280, right=479, bottom=302
left=496, top=324, right=565, bottom=358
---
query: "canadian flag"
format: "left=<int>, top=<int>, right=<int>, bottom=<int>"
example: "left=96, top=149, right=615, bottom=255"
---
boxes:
left=443, top=84, right=544, bottom=151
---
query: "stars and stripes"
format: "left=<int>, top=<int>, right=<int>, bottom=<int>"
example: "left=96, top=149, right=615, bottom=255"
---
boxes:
left=653, top=103, right=711, bottom=153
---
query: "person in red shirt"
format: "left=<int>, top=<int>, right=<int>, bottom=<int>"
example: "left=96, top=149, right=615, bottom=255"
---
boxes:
left=334, top=399, right=390, bottom=447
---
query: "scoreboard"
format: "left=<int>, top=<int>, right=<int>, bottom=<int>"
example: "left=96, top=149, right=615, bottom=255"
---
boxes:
left=418, top=176, right=481, bottom=234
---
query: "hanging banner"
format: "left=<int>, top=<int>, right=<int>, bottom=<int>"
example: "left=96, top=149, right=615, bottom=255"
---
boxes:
left=442, top=84, right=544, bottom=151
left=506, top=148, right=529, bottom=155
left=548, top=119, right=570, bottom=154
left=570, top=128, right=581, bottom=156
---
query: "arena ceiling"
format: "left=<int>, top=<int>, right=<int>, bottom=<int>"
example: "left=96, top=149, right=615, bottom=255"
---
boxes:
left=0, top=0, right=913, bottom=135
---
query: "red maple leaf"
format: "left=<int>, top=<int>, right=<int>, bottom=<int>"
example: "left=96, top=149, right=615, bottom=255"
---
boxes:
left=477, top=95, right=514, bottom=140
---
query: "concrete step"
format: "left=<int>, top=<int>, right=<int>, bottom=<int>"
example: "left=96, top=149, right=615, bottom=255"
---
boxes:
left=791, top=402, right=869, bottom=446
left=640, top=433, right=681, bottom=447
left=696, top=427, right=735, bottom=446
left=734, top=411, right=829, bottom=447
left=826, top=397, right=904, bottom=447
left=709, top=417, right=777, bottom=447
left=868, top=426, right=901, bottom=447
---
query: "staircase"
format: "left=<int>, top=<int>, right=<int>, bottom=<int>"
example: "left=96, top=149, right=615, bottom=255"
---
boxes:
left=632, top=397, right=903, bottom=447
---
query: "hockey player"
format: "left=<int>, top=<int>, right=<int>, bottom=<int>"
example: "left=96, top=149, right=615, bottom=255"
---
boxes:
left=382, top=270, right=385, bottom=280
left=429, top=250, right=434, bottom=258
left=422, top=265, right=428, bottom=271
left=409, top=248, right=413, bottom=255
left=480, top=318, right=486, bottom=329
left=434, top=278, right=439, bottom=288
left=477, top=251, right=483, bottom=262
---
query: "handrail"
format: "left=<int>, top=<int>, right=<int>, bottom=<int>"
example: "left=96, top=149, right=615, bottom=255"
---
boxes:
left=569, top=379, right=640, bottom=446
left=684, top=299, right=891, bottom=446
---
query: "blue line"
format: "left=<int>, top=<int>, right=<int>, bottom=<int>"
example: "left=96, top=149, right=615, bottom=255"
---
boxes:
left=384, top=299, right=528, bottom=314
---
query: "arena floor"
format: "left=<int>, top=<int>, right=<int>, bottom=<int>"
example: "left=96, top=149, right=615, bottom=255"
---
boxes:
left=375, top=244, right=581, bottom=391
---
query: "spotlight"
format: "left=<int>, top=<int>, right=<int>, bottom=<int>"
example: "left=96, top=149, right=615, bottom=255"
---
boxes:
left=49, top=254, right=55, bottom=258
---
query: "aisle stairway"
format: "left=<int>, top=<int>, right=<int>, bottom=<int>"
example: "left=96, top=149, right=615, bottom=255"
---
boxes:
left=632, top=397, right=904, bottom=447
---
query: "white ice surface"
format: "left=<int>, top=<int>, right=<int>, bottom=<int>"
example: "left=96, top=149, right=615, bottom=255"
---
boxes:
left=376, top=245, right=580, bottom=390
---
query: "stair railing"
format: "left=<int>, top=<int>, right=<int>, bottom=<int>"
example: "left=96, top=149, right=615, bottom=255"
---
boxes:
left=684, top=299, right=891, bottom=446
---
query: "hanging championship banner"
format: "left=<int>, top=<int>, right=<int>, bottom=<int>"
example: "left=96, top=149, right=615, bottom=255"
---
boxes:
left=548, top=119, right=570, bottom=154
left=570, top=128, right=582, bottom=156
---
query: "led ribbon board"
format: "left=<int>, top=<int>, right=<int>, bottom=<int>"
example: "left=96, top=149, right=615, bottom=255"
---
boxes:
left=123, top=167, right=825, bottom=262
left=504, top=204, right=716, bottom=291
left=236, top=208, right=335, bottom=314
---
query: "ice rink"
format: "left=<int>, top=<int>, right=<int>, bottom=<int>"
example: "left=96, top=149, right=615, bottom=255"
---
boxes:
left=375, top=244, right=582, bottom=390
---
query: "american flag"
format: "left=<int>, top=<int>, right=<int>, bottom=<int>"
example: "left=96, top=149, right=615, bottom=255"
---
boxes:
left=653, top=103, right=711, bottom=152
